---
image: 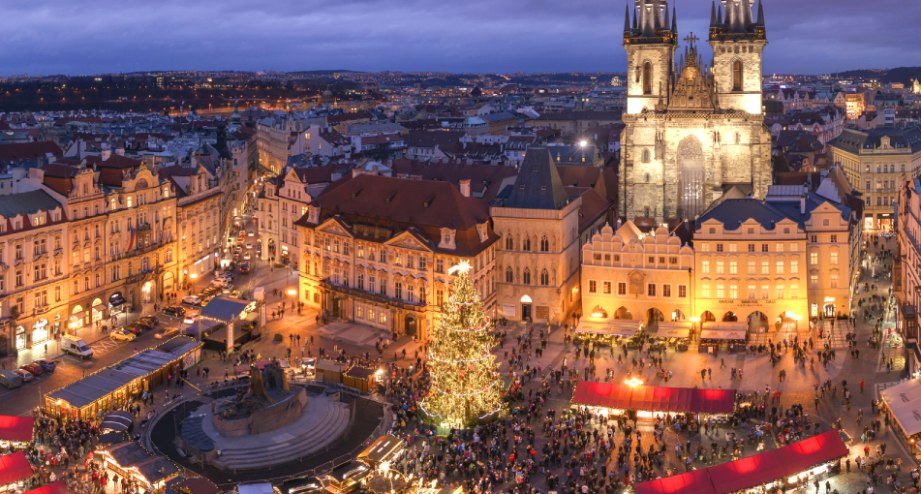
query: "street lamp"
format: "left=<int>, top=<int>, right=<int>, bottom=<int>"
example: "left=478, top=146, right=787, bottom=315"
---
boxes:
left=624, top=376, right=644, bottom=388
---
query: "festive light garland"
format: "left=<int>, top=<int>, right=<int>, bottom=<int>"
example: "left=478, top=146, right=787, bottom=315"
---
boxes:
left=420, top=262, right=503, bottom=429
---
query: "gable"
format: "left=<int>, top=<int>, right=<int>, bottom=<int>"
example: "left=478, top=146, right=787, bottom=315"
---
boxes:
left=316, top=218, right=353, bottom=238
left=385, top=230, right=432, bottom=252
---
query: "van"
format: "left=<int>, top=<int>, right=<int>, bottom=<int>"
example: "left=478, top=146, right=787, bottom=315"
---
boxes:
left=0, top=370, right=22, bottom=389
left=61, top=335, right=94, bottom=359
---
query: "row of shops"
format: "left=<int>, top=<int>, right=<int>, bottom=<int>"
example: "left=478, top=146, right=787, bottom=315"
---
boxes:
left=574, top=318, right=748, bottom=352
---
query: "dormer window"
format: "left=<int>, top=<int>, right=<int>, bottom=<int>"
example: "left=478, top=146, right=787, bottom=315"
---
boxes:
left=438, top=227, right=456, bottom=250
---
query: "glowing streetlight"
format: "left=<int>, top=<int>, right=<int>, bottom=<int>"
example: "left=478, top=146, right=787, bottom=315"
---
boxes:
left=624, top=376, right=644, bottom=388
left=578, top=139, right=588, bottom=148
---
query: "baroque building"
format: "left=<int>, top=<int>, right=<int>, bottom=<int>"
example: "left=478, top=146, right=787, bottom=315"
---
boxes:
left=620, top=0, right=772, bottom=222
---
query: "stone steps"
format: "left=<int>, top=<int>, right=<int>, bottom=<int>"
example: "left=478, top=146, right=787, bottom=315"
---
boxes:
left=212, top=401, right=350, bottom=470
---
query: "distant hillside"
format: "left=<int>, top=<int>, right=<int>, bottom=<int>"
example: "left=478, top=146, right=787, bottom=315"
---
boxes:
left=831, top=67, right=921, bottom=84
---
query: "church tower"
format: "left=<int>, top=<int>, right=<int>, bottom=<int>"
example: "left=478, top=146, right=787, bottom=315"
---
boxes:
left=623, top=0, right=678, bottom=115
left=708, top=0, right=767, bottom=115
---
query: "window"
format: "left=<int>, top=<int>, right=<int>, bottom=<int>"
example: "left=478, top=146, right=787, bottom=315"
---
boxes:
left=830, top=251, right=838, bottom=265
left=775, top=261, right=784, bottom=275
left=436, top=290, right=444, bottom=306
left=810, top=252, right=819, bottom=265
left=540, top=237, right=549, bottom=252
left=407, top=286, right=415, bottom=303
left=715, top=261, right=724, bottom=274
left=669, top=257, right=678, bottom=265
left=540, top=270, right=550, bottom=286
left=523, top=269, right=531, bottom=285
left=522, top=238, right=531, bottom=251
left=357, top=273, right=364, bottom=290
left=830, top=235, right=838, bottom=243
left=810, top=235, right=818, bottom=243
left=761, top=244, right=769, bottom=253
left=395, top=282, right=402, bottom=300
left=789, top=243, right=798, bottom=252
left=505, top=237, right=513, bottom=250
left=830, top=273, right=839, bottom=288
left=617, top=282, right=627, bottom=295
left=716, top=244, right=724, bottom=253
left=776, top=285, right=784, bottom=299
left=747, top=284, right=757, bottom=300
left=678, top=285, right=687, bottom=298
left=810, top=274, right=819, bottom=286
left=642, top=61, right=653, bottom=95
left=776, top=244, right=784, bottom=253
left=732, top=59, right=744, bottom=91
left=648, top=256, right=655, bottom=264
left=700, top=243, right=710, bottom=252
left=14, top=271, right=22, bottom=288
left=748, top=244, right=755, bottom=253
left=729, top=284, right=738, bottom=299
left=435, top=259, right=444, bottom=273
left=761, top=285, right=770, bottom=299
left=715, top=285, right=725, bottom=299
left=747, top=261, right=756, bottom=274
left=702, top=284, right=710, bottom=298
left=729, top=261, right=738, bottom=274
left=647, top=284, right=656, bottom=297
left=791, top=260, right=799, bottom=274
left=505, top=268, right=513, bottom=283
left=701, top=260, right=711, bottom=274
left=761, top=261, right=769, bottom=274
left=663, top=285, right=671, bottom=297
left=603, top=281, right=612, bottom=294
left=588, top=280, right=597, bottom=293
left=369, top=276, right=376, bottom=293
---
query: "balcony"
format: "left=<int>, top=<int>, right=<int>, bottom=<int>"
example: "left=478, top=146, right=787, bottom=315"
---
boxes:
left=54, top=247, right=63, bottom=257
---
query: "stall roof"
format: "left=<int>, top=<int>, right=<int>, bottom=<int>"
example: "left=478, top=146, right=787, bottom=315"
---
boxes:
left=699, top=329, right=747, bottom=341
left=0, top=451, right=33, bottom=486
left=358, top=434, right=405, bottom=466
left=652, top=323, right=691, bottom=339
left=105, top=442, right=178, bottom=485
left=880, top=378, right=921, bottom=437
left=575, top=319, right=641, bottom=337
left=0, top=416, right=34, bottom=442
left=166, top=476, right=220, bottom=494
left=48, top=337, right=200, bottom=409
left=633, top=431, right=848, bottom=494
left=21, top=480, right=69, bottom=494
left=100, top=411, right=133, bottom=432
left=346, top=367, right=377, bottom=379
left=634, top=468, right=713, bottom=494
left=572, top=381, right=736, bottom=414
left=707, top=431, right=847, bottom=493
left=200, top=297, right=249, bottom=322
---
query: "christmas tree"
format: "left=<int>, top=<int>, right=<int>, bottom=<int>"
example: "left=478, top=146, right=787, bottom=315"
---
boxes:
left=421, top=261, right=503, bottom=429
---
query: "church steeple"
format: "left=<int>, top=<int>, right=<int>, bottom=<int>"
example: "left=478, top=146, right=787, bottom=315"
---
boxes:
left=624, top=1, right=632, bottom=34
left=756, top=0, right=765, bottom=27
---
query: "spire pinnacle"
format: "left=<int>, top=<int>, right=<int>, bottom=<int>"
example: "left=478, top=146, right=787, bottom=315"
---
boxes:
left=664, top=4, right=670, bottom=33
left=624, top=1, right=631, bottom=33
left=710, top=1, right=717, bottom=28
left=671, top=5, right=677, bottom=33
left=756, top=0, right=765, bottom=26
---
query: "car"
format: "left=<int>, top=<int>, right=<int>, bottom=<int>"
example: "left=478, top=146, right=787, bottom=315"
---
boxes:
left=164, top=306, right=186, bottom=318
left=20, top=363, right=43, bottom=376
left=247, top=231, right=255, bottom=237
left=126, top=324, right=146, bottom=335
left=138, top=315, right=159, bottom=328
left=243, top=252, right=252, bottom=261
left=13, top=369, right=33, bottom=383
left=238, top=262, right=251, bottom=274
left=183, top=314, right=197, bottom=326
left=34, top=359, right=56, bottom=373
left=246, top=243, right=253, bottom=249
left=182, top=295, right=202, bottom=306
left=110, top=328, right=136, bottom=342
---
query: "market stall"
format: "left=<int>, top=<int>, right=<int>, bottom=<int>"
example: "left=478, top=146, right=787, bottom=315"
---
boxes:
left=0, top=416, right=34, bottom=450
left=21, top=481, right=69, bottom=494
left=571, top=381, right=736, bottom=420
left=649, top=322, right=691, bottom=351
left=880, top=378, right=921, bottom=453
left=0, top=451, right=33, bottom=493
left=633, top=431, right=848, bottom=494
left=357, top=434, right=405, bottom=468
left=100, top=411, right=133, bottom=433
left=97, top=441, right=179, bottom=493
left=44, top=336, right=202, bottom=420
left=166, top=476, right=221, bottom=494
left=699, top=324, right=748, bottom=353
left=574, top=319, right=642, bottom=346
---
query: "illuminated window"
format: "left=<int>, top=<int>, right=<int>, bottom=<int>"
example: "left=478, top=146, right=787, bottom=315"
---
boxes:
left=732, top=60, right=744, bottom=91
left=810, top=252, right=819, bottom=265
left=729, top=261, right=738, bottom=274
left=775, top=261, right=784, bottom=275
left=728, top=284, right=738, bottom=299
left=701, top=261, right=710, bottom=274
left=790, top=260, right=799, bottom=274
left=701, top=285, right=710, bottom=298
left=642, top=61, right=653, bottom=95
left=830, top=251, right=838, bottom=265
left=715, top=261, right=724, bottom=274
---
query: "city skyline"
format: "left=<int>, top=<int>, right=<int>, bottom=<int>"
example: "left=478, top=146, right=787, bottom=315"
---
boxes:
left=1, top=0, right=919, bottom=76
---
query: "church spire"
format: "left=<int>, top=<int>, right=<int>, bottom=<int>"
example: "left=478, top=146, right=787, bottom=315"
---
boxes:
left=624, top=1, right=632, bottom=34
left=756, top=0, right=765, bottom=27
left=671, top=5, right=677, bottom=33
left=710, top=1, right=717, bottom=28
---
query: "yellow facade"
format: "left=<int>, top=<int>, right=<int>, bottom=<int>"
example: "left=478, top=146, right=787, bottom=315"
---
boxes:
left=175, top=167, right=222, bottom=287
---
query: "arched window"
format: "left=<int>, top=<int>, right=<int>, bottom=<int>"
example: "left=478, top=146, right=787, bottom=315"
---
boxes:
left=540, top=269, right=550, bottom=286
left=642, top=149, right=650, bottom=163
left=540, top=236, right=549, bottom=252
left=642, top=62, right=653, bottom=95
left=505, top=236, right=513, bottom=250
left=505, top=267, right=514, bottom=283
left=523, top=269, right=531, bottom=285
left=732, top=60, right=743, bottom=91
left=522, top=237, right=531, bottom=251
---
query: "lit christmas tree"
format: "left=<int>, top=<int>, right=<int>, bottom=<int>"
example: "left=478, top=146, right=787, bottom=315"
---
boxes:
left=421, top=261, right=503, bottom=429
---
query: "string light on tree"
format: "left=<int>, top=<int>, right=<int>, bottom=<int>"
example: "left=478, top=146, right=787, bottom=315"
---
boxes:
left=420, top=261, right=503, bottom=430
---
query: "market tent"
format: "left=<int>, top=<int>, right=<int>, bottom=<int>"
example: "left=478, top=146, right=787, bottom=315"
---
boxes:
left=651, top=322, right=690, bottom=339
left=634, top=468, right=713, bottom=494
left=880, top=378, right=921, bottom=437
left=572, top=381, right=736, bottom=414
left=0, top=451, right=33, bottom=486
left=0, top=416, right=34, bottom=442
left=707, top=431, right=847, bottom=494
left=21, top=480, right=69, bottom=494
left=575, top=320, right=641, bottom=337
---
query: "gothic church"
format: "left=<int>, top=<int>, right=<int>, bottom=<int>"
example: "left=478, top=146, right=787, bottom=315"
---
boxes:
left=620, top=0, right=772, bottom=222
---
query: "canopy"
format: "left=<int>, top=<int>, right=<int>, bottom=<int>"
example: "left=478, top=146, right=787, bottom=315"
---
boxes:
left=0, top=451, right=33, bottom=486
left=652, top=322, right=691, bottom=339
left=634, top=431, right=848, bottom=494
left=700, top=329, right=747, bottom=341
left=634, top=469, right=713, bottom=494
left=575, top=319, right=640, bottom=337
left=100, top=411, right=133, bottom=432
left=708, top=431, right=847, bottom=493
left=21, top=481, right=69, bottom=494
left=572, top=381, right=736, bottom=414
left=880, top=378, right=921, bottom=437
left=0, top=416, right=34, bottom=442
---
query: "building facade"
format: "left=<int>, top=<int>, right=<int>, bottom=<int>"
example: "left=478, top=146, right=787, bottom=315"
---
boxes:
left=829, top=126, right=921, bottom=231
left=620, top=0, right=772, bottom=222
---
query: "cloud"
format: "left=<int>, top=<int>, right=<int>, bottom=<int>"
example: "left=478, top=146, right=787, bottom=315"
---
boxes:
left=0, top=0, right=917, bottom=75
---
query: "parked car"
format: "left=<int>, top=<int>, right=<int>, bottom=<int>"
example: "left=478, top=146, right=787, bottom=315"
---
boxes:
left=183, top=314, right=198, bottom=326
left=0, top=370, right=22, bottom=389
left=20, top=362, right=43, bottom=377
left=34, top=359, right=56, bottom=373
left=110, top=328, right=137, bottom=342
left=137, top=315, right=159, bottom=328
left=238, top=262, right=251, bottom=274
left=127, top=324, right=147, bottom=335
left=13, top=369, right=33, bottom=383
left=61, top=335, right=93, bottom=359
left=164, top=306, right=186, bottom=318
left=182, top=295, right=202, bottom=306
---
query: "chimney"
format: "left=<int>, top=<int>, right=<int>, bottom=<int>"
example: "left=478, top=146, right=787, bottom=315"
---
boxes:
left=800, top=196, right=806, bottom=215
left=459, top=179, right=471, bottom=197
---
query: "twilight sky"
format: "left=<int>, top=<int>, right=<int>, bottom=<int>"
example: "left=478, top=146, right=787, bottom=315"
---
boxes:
left=0, top=0, right=918, bottom=76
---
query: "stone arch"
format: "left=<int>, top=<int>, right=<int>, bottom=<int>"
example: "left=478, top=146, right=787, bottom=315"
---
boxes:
left=671, top=309, right=686, bottom=322
left=701, top=311, right=716, bottom=322
left=614, top=306, right=633, bottom=320
left=646, top=308, right=665, bottom=328
left=747, top=311, right=768, bottom=332
left=505, top=267, right=513, bottom=283
left=522, top=268, right=531, bottom=285
left=677, top=135, right=705, bottom=220
left=722, top=311, right=738, bottom=322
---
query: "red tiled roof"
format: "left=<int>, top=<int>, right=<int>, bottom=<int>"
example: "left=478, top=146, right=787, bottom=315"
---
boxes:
left=0, top=141, right=63, bottom=163
left=85, top=153, right=141, bottom=169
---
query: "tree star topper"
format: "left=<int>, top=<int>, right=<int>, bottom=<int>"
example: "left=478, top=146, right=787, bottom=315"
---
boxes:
left=448, top=260, right=472, bottom=275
